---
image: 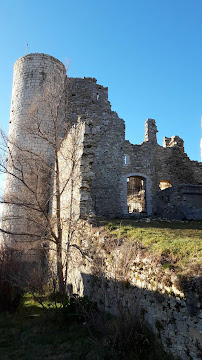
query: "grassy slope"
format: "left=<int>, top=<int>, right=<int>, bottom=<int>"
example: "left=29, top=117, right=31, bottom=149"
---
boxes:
left=1, top=221, right=200, bottom=359
left=100, top=219, right=202, bottom=274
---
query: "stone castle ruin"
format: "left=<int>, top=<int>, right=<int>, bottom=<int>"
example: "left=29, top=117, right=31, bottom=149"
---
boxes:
left=2, top=53, right=202, bottom=251
left=1, top=54, right=202, bottom=360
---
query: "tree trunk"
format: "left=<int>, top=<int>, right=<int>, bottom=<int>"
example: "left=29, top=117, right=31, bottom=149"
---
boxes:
left=57, top=240, right=65, bottom=293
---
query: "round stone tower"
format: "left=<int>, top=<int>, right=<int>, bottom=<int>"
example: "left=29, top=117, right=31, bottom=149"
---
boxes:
left=8, top=53, right=66, bottom=150
left=2, top=54, right=66, bottom=256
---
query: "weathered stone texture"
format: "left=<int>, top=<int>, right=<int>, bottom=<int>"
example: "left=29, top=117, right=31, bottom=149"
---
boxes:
left=122, top=127, right=202, bottom=217
left=3, top=53, right=202, bottom=242
left=2, top=54, right=66, bottom=253
left=66, top=222, right=202, bottom=360
left=2, top=52, right=202, bottom=359
left=64, top=76, right=125, bottom=217
left=154, top=184, right=202, bottom=220
left=2, top=52, right=202, bottom=249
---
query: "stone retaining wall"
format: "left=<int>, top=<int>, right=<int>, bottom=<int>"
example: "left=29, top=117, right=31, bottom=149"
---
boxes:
left=66, top=222, right=202, bottom=360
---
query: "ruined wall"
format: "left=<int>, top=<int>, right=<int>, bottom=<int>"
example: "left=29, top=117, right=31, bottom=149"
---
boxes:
left=64, top=77, right=125, bottom=218
left=66, top=222, right=202, bottom=360
left=154, top=184, right=202, bottom=220
left=2, top=53, right=126, bottom=255
left=56, top=118, right=85, bottom=223
left=3, top=53, right=202, bottom=254
left=2, top=52, right=202, bottom=359
left=57, top=115, right=99, bottom=224
left=121, top=119, right=202, bottom=217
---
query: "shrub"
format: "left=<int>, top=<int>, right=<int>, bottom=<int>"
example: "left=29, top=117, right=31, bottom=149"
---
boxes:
left=0, top=247, right=24, bottom=311
left=86, top=310, right=174, bottom=360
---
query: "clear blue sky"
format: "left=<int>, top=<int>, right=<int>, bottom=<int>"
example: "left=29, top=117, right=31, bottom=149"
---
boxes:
left=1, top=0, right=202, bottom=161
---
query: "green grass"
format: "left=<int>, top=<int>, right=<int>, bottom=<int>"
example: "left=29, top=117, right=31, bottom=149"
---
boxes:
left=1, top=220, right=201, bottom=359
left=0, top=296, right=91, bottom=360
left=102, top=219, right=202, bottom=273
left=0, top=294, right=174, bottom=360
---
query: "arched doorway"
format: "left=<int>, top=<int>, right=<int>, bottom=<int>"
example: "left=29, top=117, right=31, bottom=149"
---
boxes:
left=127, top=176, right=146, bottom=214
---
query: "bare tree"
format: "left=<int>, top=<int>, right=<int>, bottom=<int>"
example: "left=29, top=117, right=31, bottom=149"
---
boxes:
left=0, top=77, right=86, bottom=293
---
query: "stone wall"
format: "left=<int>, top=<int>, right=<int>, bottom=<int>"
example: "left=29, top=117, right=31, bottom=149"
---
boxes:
left=121, top=119, right=202, bottom=218
left=153, top=184, right=202, bottom=220
left=64, top=77, right=125, bottom=218
left=2, top=52, right=202, bottom=255
left=57, top=118, right=85, bottom=222
left=66, top=221, right=202, bottom=360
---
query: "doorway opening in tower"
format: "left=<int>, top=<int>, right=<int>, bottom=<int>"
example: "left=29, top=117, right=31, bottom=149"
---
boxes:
left=127, top=176, right=146, bottom=214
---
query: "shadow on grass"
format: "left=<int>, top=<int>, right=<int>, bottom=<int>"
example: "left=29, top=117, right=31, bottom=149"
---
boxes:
left=1, top=275, right=200, bottom=359
left=0, top=291, right=177, bottom=360
left=97, top=218, right=202, bottom=231
left=0, top=298, right=91, bottom=360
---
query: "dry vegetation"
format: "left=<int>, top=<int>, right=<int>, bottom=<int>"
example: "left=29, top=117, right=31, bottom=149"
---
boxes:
left=0, top=220, right=200, bottom=359
left=0, top=293, right=174, bottom=360
left=98, top=219, right=202, bottom=277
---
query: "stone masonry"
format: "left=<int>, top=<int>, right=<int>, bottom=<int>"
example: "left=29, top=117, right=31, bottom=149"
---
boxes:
left=1, top=54, right=202, bottom=360
left=65, top=222, right=202, bottom=360
left=2, top=53, right=202, bottom=252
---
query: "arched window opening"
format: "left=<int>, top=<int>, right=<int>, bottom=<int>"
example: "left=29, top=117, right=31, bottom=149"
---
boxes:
left=127, top=176, right=146, bottom=213
left=159, top=180, right=172, bottom=191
